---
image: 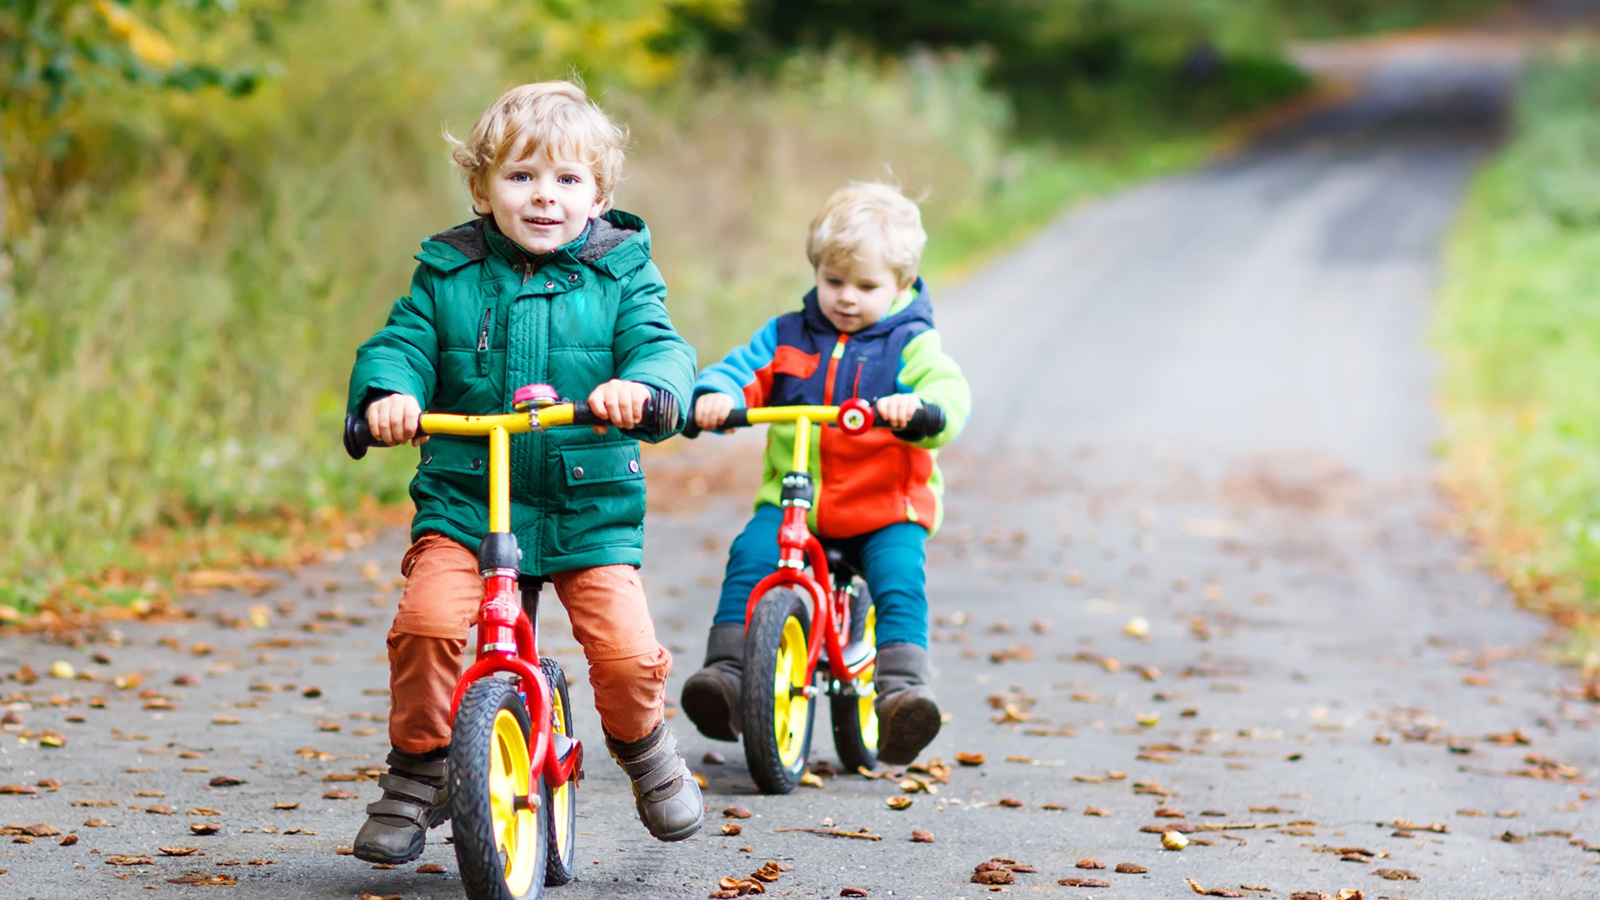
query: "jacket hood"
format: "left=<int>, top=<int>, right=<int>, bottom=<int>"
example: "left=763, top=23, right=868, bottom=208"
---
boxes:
left=416, top=209, right=653, bottom=279
left=799, top=277, right=932, bottom=340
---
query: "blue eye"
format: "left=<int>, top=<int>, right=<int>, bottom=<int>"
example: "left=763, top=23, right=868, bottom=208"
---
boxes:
left=557, top=174, right=580, bottom=186
left=509, top=172, right=531, bottom=183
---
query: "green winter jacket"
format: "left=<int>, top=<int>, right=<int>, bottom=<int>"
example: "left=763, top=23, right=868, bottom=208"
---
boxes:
left=346, top=211, right=695, bottom=575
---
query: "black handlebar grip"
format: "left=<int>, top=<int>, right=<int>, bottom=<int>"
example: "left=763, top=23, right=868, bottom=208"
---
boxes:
left=889, top=402, right=946, bottom=442
left=571, top=389, right=682, bottom=440
left=344, top=414, right=383, bottom=460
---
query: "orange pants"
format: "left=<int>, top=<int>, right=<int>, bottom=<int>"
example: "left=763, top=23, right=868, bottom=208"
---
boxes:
left=386, top=533, right=671, bottom=753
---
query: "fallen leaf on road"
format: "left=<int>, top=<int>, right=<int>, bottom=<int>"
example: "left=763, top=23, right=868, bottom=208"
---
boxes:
left=954, top=752, right=985, bottom=766
left=190, top=823, right=222, bottom=835
left=724, top=807, right=752, bottom=819
left=1188, top=879, right=1244, bottom=897
left=971, top=871, right=1014, bottom=885
left=418, top=863, right=446, bottom=874
left=83, top=819, right=110, bottom=827
left=0, top=785, right=36, bottom=795
left=799, top=771, right=824, bottom=788
left=145, top=805, right=175, bottom=815
left=159, top=847, right=199, bottom=856
left=1084, top=807, right=1111, bottom=817
left=211, top=716, right=240, bottom=725
left=0, top=823, right=58, bottom=837
left=358, top=894, right=401, bottom=900
left=1116, top=863, right=1148, bottom=873
left=168, top=873, right=238, bottom=886
left=209, top=776, right=246, bottom=787
left=721, top=823, right=742, bottom=835
left=58, top=834, right=78, bottom=846
left=1060, top=877, right=1110, bottom=887
left=1162, top=831, right=1189, bottom=850
left=105, top=855, right=154, bottom=866
left=324, top=789, right=356, bottom=800
left=841, top=888, right=868, bottom=898
left=187, top=807, right=221, bottom=816
left=911, top=830, right=934, bottom=843
left=1374, top=869, right=1419, bottom=881
left=772, top=828, right=881, bottom=841
left=886, top=797, right=912, bottom=810
left=998, top=798, right=1022, bottom=808
left=1076, top=859, right=1105, bottom=869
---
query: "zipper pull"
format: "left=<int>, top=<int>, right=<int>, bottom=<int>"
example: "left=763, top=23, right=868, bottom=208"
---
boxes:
left=477, top=309, right=492, bottom=376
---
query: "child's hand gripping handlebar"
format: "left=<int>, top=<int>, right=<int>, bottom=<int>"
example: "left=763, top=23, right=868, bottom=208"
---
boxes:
left=343, top=385, right=681, bottom=459
left=681, top=397, right=946, bottom=440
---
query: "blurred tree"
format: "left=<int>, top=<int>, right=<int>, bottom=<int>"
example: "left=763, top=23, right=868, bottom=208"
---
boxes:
left=0, top=0, right=263, bottom=242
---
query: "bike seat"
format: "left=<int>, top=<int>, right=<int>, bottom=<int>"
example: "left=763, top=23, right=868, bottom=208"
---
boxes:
left=823, top=544, right=865, bottom=582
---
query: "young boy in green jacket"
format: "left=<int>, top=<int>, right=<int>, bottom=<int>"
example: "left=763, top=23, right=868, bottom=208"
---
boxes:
left=346, top=81, right=701, bottom=863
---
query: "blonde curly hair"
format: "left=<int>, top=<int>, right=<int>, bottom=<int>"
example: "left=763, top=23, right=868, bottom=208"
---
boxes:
left=447, top=81, right=627, bottom=206
left=806, top=182, right=927, bottom=287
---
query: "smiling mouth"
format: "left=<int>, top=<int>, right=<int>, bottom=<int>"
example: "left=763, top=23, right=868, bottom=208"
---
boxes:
left=525, top=217, right=560, bottom=227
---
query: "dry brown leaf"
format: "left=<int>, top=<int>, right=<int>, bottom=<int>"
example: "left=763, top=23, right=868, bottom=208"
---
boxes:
left=159, top=846, right=200, bottom=856
left=911, top=829, right=934, bottom=843
left=886, top=797, right=913, bottom=810
left=273, top=801, right=299, bottom=810
left=58, top=834, right=78, bottom=846
left=724, top=806, right=753, bottom=819
left=1374, top=869, right=1419, bottom=881
left=167, top=873, right=238, bottom=886
left=1083, top=806, right=1111, bottom=816
left=208, top=775, right=245, bottom=787
left=1188, top=878, right=1245, bottom=897
left=840, top=888, right=869, bottom=898
left=323, top=789, right=357, bottom=800
left=187, top=807, right=221, bottom=816
left=83, top=818, right=110, bottom=827
left=1115, top=862, right=1149, bottom=873
left=971, top=870, right=1014, bottom=885
left=954, top=751, right=985, bottom=766
left=105, top=855, right=155, bottom=866
left=1060, top=877, right=1111, bottom=888
left=418, top=863, right=446, bottom=874
left=190, top=822, right=222, bottom=835
left=1076, top=859, right=1105, bottom=869
left=358, top=894, right=402, bottom=900
left=0, top=785, right=37, bottom=795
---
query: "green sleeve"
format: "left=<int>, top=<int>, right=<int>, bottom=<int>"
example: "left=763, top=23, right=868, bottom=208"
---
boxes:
left=899, top=328, right=971, bottom=450
left=612, top=260, right=697, bottom=442
left=346, top=264, right=441, bottom=416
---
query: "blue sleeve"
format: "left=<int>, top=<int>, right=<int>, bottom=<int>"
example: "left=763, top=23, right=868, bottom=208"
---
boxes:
left=694, top=316, right=780, bottom=406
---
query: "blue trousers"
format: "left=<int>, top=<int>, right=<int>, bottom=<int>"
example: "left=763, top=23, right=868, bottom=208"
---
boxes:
left=712, top=504, right=929, bottom=649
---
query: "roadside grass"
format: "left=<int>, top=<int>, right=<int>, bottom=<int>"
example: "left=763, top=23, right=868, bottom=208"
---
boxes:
left=0, top=9, right=1235, bottom=616
left=1435, top=47, right=1600, bottom=649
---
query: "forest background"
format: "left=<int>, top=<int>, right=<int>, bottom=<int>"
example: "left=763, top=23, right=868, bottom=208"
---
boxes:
left=1, top=0, right=1502, bottom=613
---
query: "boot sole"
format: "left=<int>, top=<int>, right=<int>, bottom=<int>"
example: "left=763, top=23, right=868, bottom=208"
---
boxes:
left=878, top=697, right=942, bottom=766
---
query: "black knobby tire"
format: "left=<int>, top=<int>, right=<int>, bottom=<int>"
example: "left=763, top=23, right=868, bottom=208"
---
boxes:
left=830, top=586, right=879, bottom=772
left=451, top=678, right=549, bottom=900
left=739, top=588, right=816, bottom=794
left=539, top=658, right=578, bottom=887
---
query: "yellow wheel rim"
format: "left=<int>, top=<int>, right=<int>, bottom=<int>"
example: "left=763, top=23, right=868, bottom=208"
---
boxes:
left=489, top=709, right=538, bottom=897
left=772, top=614, right=811, bottom=769
left=857, top=607, right=879, bottom=749
left=549, top=680, right=573, bottom=862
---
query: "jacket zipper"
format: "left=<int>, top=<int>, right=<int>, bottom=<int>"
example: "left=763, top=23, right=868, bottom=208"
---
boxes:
left=477, top=309, right=492, bottom=376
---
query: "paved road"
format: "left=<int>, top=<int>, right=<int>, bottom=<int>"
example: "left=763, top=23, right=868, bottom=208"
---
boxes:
left=4, top=33, right=1599, bottom=900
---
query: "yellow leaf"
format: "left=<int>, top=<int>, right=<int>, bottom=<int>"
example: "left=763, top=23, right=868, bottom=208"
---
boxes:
left=95, top=0, right=178, bottom=68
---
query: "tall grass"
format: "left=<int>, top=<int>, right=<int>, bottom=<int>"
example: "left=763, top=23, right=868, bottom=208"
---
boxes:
left=1435, top=47, right=1600, bottom=632
left=0, top=2, right=1215, bottom=609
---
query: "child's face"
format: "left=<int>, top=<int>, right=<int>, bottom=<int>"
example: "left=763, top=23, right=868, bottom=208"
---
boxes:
left=814, top=248, right=910, bottom=334
left=473, top=151, right=607, bottom=255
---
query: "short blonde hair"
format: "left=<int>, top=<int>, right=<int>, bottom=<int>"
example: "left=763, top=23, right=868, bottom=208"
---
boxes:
left=448, top=81, right=627, bottom=204
left=806, top=182, right=927, bottom=287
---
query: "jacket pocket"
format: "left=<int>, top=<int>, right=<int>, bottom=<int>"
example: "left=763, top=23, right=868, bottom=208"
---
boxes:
left=420, top=435, right=488, bottom=475
left=554, top=442, right=645, bottom=553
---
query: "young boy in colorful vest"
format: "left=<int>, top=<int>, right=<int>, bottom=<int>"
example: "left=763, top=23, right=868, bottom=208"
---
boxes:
left=681, top=182, right=971, bottom=765
left=346, top=81, right=703, bottom=863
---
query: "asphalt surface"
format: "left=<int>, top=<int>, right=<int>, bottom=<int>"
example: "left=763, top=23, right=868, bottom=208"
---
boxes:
left=4, top=31, right=1599, bottom=900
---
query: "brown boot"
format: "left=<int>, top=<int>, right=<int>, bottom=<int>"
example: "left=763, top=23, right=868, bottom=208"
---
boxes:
left=874, top=643, right=941, bottom=765
left=352, top=746, right=450, bottom=863
left=680, top=624, right=744, bottom=742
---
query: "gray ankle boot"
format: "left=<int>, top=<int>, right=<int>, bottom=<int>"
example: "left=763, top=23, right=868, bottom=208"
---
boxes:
left=352, top=746, right=450, bottom=863
left=874, top=643, right=941, bottom=765
left=680, top=624, right=744, bottom=742
left=606, top=723, right=704, bottom=841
